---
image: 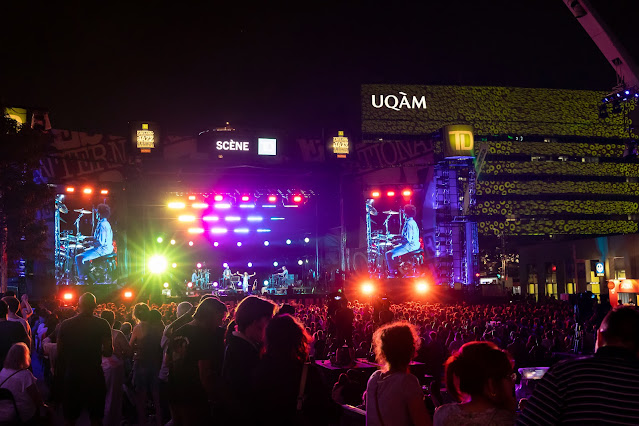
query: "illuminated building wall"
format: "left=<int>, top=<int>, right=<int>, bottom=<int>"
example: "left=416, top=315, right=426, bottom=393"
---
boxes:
left=361, top=85, right=638, bottom=289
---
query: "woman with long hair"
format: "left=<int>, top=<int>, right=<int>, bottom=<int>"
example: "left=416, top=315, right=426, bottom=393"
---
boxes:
left=433, top=342, right=516, bottom=425
left=253, top=314, right=341, bottom=426
left=365, top=321, right=431, bottom=426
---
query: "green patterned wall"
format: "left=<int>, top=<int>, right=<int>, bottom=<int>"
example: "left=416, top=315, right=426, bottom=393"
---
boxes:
left=476, top=180, right=639, bottom=197
left=479, top=220, right=638, bottom=236
left=362, top=85, right=634, bottom=138
left=483, top=161, right=639, bottom=177
left=482, top=140, right=625, bottom=158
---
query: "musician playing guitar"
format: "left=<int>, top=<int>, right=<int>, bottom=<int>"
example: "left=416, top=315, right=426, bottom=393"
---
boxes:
left=75, top=203, right=114, bottom=282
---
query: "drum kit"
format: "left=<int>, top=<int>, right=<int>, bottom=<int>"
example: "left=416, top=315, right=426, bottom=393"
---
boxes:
left=367, top=208, right=403, bottom=277
left=55, top=202, right=116, bottom=285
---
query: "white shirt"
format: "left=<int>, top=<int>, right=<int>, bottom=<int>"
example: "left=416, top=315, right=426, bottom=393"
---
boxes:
left=94, top=218, right=114, bottom=256
left=401, top=217, right=420, bottom=252
left=365, top=370, right=424, bottom=426
left=0, top=368, right=37, bottom=422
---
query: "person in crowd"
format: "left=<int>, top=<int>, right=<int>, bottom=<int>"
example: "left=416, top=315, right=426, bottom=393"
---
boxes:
left=0, top=300, right=29, bottom=369
left=2, top=296, right=31, bottom=347
left=20, top=293, right=33, bottom=320
left=57, top=292, right=113, bottom=426
left=433, top=341, right=516, bottom=426
left=129, top=303, right=163, bottom=426
left=517, top=306, right=639, bottom=425
left=159, top=301, right=192, bottom=386
left=253, top=314, right=342, bottom=426
left=0, top=343, right=47, bottom=424
left=448, top=331, right=464, bottom=354
left=120, top=321, right=132, bottom=340
left=366, top=321, right=431, bottom=426
left=222, top=296, right=277, bottom=423
left=168, top=297, right=227, bottom=425
left=100, top=309, right=133, bottom=426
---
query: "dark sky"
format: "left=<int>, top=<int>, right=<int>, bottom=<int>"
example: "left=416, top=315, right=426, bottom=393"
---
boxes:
left=2, top=0, right=638, bottom=136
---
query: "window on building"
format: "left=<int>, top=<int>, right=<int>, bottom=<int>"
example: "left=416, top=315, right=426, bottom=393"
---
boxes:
left=527, top=264, right=538, bottom=299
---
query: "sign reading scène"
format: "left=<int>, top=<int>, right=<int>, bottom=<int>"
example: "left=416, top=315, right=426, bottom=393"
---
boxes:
left=216, top=140, right=250, bottom=151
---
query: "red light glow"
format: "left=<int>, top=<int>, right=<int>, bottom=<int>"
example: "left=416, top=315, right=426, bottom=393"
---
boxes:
left=241, top=196, right=250, bottom=202
left=83, top=188, right=93, bottom=194
left=188, top=195, right=196, bottom=201
left=214, top=195, right=223, bottom=201
left=371, top=191, right=381, bottom=198
left=66, top=187, right=75, bottom=193
left=268, top=195, right=277, bottom=203
left=63, top=292, right=73, bottom=301
left=187, top=282, right=193, bottom=288
left=100, top=189, right=109, bottom=195
left=387, top=191, right=395, bottom=197
left=402, top=189, right=412, bottom=197
left=123, top=291, right=133, bottom=299
left=293, top=195, right=302, bottom=203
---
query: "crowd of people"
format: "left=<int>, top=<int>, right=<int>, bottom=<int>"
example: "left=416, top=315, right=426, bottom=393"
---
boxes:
left=0, top=289, right=637, bottom=425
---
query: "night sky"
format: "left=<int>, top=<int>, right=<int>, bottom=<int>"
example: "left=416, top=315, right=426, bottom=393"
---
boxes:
left=2, top=0, right=638, bottom=137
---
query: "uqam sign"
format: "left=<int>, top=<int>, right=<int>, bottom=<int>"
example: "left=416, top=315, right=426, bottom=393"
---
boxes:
left=371, top=91, right=427, bottom=111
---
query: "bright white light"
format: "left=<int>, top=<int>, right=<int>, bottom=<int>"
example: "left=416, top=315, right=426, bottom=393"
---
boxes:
left=168, top=202, right=185, bottom=209
left=263, top=280, right=269, bottom=286
left=156, top=237, right=163, bottom=243
left=416, top=281, right=429, bottom=293
left=171, top=263, right=177, bottom=268
left=298, top=260, right=303, bottom=265
left=225, top=216, right=241, bottom=222
left=188, top=241, right=194, bottom=246
left=211, top=228, right=228, bottom=234
left=248, top=262, right=253, bottom=267
left=262, top=205, right=276, bottom=208
left=271, top=217, right=285, bottom=221
left=178, top=215, right=195, bottom=222
left=273, top=261, right=278, bottom=267
left=170, top=239, right=176, bottom=245
left=305, top=259, right=309, bottom=263
left=286, top=239, right=292, bottom=245
left=234, top=228, right=249, bottom=233
left=203, top=216, right=219, bottom=222
left=237, top=242, right=242, bottom=247
left=223, top=263, right=228, bottom=268
left=163, top=282, right=169, bottom=288
left=192, top=202, right=209, bottom=209
left=148, top=255, right=168, bottom=274
left=304, top=237, right=310, bottom=243
left=257, top=229, right=271, bottom=233
left=264, top=241, right=270, bottom=246
left=213, top=241, right=219, bottom=247
left=197, top=263, right=202, bottom=268
left=239, top=204, right=255, bottom=209
left=214, top=203, right=231, bottom=209
left=247, top=216, right=263, bottom=222
left=361, top=283, right=374, bottom=295
left=188, top=227, right=204, bottom=234
left=213, top=282, right=219, bottom=287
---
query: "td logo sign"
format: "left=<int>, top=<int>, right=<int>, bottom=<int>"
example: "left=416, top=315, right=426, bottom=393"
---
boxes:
left=443, top=125, right=474, bottom=158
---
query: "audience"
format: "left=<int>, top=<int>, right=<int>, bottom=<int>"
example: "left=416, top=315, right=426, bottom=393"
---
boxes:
left=13, top=290, right=635, bottom=426
left=434, top=342, right=516, bottom=426
left=366, top=321, right=431, bottom=426
left=2, top=296, right=32, bottom=347
left=517, top=306, right=639, bottom=425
